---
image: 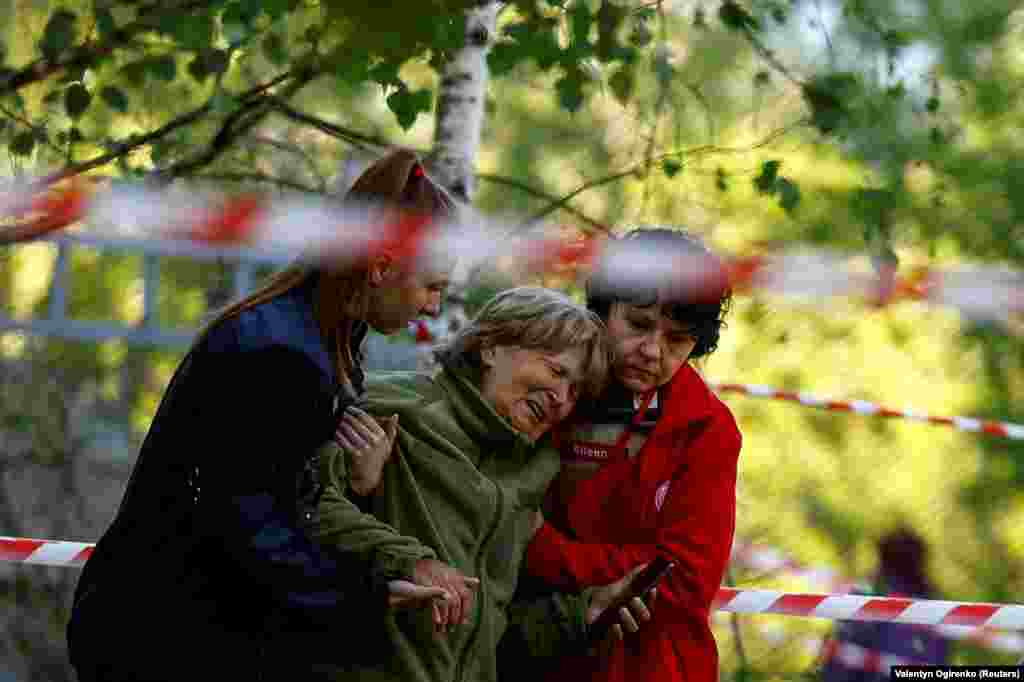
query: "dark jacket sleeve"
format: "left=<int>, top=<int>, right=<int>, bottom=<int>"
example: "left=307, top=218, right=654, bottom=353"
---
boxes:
left=193, top=333, right=381, bottom=626
left=497, top=572, right=592, bottom=681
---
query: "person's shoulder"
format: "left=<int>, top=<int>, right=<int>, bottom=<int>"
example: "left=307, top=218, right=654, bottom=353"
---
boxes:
left=365, top=370, right=444, bottom=408
left=667, top=365, right=742, bottom=454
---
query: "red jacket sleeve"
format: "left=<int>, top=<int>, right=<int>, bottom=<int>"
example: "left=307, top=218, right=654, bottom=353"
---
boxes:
left=527, top=412, right=741, bottom=615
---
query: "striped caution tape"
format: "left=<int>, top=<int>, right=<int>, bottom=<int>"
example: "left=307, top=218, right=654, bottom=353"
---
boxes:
left=5, top=536, right=1023, bottom=631
left=711, top=382, right=1024, bottom=440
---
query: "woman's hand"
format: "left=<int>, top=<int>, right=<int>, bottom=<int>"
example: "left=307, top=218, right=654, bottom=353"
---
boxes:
left=585, top=563, right=656, bottom=656
left=411, top=558, right=481, bottom=634
left=336, top=406, right=398, bottom=496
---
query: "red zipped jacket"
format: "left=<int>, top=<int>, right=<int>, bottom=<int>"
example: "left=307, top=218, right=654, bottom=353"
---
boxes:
left=526, top=363, right=742, bottom=682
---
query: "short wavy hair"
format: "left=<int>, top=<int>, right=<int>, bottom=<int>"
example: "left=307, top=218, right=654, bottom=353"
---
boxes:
left=586, top=227, right=732, bottom=359
left=434, top=286, right=610, bottom=400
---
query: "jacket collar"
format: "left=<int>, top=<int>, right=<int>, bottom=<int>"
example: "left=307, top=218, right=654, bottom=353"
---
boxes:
left=436, top=362, right=534, bottom=453
left=653, top=362, right=714, bottom=432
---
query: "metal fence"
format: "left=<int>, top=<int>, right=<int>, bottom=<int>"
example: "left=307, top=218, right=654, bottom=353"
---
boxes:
left=0, top=233, right=292, bottom=348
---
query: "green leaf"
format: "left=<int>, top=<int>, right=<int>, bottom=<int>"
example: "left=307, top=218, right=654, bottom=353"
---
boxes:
left=661, top=159, right=683, bottom=178
left=487, top=42, right=520, bottom=77
left=262, top=0, right=293, bottom=20
left=163, top=12, right=216, bottom=51
left=715, top=167, right=728, bottom=192
left=595, top=0, right=626, bottom=62
left=0, top=40, right=7, bottom=64
left=95, top=8, right=117, bottom=39
left=369, top=60, right=402, bottom=87
left=776, top=177, right=800, bottom=213
left=926, top=96, right=940, bottom=113
left=386, top=87, right=433, bottom=130
left=188, top=49, right=230, bottom=82
left=148, top=55, right=178, bottom=82
left=100, top=86, right=129, bottom=113
left=68, top=127, right=84, bottom=143
left=718, top=1, right=759, bottom=31
left=262, top=34, right=288, bottom=66
left=222, top=2, right=248, bottom=46
left=570, top=1, right=593, bottom=47
left=556, top=73, right=584, bottom=113
left=753, top=159, right=781, bottom=194
left=64, top=83, right=92, bottom=119
left=40, top=9, right=78, bottom=61
left=121, top=61, right=147, bottom=86
left=608, top=65, right=634, bottom=104
left=10, top=131, right=36, bottom=156
left=188, top=55, right=210, bottom=82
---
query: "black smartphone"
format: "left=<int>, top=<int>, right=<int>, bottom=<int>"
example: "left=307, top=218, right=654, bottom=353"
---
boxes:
left=588, top=556, right=675, bottom=643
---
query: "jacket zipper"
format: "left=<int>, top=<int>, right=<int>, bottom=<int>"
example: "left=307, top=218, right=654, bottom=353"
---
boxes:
left=453, top=469, right=505, bottom=682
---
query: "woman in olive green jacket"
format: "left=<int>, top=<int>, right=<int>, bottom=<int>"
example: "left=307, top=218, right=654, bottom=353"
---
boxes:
left=297, top=286, right=612, bottom=681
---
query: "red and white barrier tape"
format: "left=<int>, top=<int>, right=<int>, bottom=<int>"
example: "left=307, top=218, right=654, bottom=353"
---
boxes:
left=1, top=537, right=93, bottom=567
left=5, top=183, right=1024, bottom=323
left=711, top=382, right=1024, bottom=440
left=5, top=536, right=1023, bottom=631
left=728, top=542, right=1024, bottom=653
left=713, top=588, right=1024, bottom=629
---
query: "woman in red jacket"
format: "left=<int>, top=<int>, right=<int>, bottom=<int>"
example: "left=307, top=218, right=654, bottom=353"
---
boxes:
left=525, top=227, right=742, bottom=682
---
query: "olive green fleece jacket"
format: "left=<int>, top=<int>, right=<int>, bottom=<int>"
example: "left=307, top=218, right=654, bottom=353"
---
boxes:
left=301, top=364, right=589, bottom=682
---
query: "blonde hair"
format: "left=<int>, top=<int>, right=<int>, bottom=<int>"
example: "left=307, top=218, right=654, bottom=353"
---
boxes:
left=196, top=149, right=457, bottom=383
left=435, top=286, right=610, bottom=400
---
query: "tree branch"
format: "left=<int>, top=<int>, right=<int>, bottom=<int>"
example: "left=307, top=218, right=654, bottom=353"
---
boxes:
left=0, top=0, right=222, bottom=96
left=155, top=70, right=320, bottom=181
left=476, top=172, right=609, bottom=232
left=269, top=100, right=392, bottom=151
left=31, top=70, right=296, bottom=189
left=527, top=119, right=808, bottom=224
left=246, top=134, right=327, bottom=192
left=194, top=172, right=321, bottom=194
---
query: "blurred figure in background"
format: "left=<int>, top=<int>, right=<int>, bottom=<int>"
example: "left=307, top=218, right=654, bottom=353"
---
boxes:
left=820, top=527, right=949, bottom=680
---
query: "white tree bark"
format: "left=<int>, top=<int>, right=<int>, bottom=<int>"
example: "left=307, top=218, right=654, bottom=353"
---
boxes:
left=427, top=1, right=501, bottom=203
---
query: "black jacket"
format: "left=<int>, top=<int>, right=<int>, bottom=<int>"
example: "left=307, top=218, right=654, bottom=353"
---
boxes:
left=67, top=281, right=378, bottom=680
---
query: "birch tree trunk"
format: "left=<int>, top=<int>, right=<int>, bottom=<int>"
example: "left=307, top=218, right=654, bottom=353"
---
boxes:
left=427, top=1, right=502, bottom=203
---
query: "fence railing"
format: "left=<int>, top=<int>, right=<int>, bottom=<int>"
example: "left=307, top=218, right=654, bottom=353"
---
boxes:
left=0, top=233, right=291, bottom=348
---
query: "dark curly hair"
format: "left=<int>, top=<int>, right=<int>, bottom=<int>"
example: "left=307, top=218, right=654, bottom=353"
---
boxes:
left=585, top=228, right=732, bottom=359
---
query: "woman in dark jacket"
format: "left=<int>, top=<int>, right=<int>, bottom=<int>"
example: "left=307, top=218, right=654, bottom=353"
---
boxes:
left=67, top=150, right=462, bottom=681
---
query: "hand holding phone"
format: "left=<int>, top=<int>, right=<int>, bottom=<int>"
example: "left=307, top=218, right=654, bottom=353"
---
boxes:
left=588, top=557, right=675, bottom=644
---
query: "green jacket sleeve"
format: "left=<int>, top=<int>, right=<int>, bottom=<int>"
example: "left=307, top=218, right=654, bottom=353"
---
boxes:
left=304, top=440, right=436, bottom=582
